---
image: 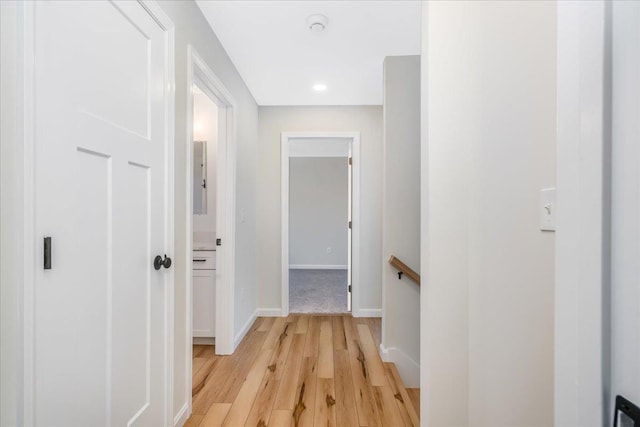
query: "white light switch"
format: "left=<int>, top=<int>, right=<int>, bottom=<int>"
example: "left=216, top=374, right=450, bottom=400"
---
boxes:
left=540, top=188, right=556, bottom=231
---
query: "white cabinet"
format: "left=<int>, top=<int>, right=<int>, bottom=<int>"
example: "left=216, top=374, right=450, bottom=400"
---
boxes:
left=193, top=250, right=215, bottom=338
left=192, top=250, right=216, bottom=270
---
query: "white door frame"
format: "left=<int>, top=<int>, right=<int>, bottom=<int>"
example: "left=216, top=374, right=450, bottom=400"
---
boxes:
left=280, top=132, right=361, bottom=317
left=14, top=1, right=176, bottom=425
left=184, top=45, right=237, bottom=403
left=555, top=2, right=612, bottom=424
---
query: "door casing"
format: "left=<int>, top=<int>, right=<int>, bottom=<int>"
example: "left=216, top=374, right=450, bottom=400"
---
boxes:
left=182, top=44, right=238, bottom=424
left=280, top=132, right=362, bottom=317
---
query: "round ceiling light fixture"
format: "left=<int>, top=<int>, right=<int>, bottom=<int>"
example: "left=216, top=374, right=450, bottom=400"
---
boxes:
left=313, top=83, right=327, bottom=92
left=307, top=14, right=328, bottom=33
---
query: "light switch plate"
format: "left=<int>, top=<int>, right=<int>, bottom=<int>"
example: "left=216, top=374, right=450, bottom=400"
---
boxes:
left=540, top=188, right=556, bottom=231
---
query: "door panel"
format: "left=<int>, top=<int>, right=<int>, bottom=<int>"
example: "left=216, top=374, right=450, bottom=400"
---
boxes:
left=112, top=162, right=152, bottom=427
left=33, top=1, right=172, bottom=426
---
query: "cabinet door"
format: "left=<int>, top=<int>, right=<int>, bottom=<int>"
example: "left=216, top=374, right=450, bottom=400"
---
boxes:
left=193, top=269, right=215, bottom=337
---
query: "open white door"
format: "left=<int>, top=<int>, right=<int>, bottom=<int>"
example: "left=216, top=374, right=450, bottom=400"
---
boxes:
left=347, top=151, right=353, bottom=312
left=31, top=1, right=174, bottom=426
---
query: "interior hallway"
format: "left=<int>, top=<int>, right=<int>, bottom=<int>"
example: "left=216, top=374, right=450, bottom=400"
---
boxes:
left=186, top=315, right=419, bottom=427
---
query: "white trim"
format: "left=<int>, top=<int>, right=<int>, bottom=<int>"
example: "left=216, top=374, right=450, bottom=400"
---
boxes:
left=354, top=309, right=382, bottom=318
left=139, top=4, right=177, bottom=426
left=555, top=2, right=610, bottom=425
left=233, top=309, right=258, bottom=349
left=184, top=48, right=195, bottom=427
left=289, top=264, right=348, bottom=270
left=173, top=403, right=189, bottom=427
left=185, top=48, right=238, bottom=427
left=420, top=3, right=429, bottom=424
left=379, top=344, right=420, bottom=388
left=256, top=308, right=284, bottom=317
left=281, top=132, right=361, bottom=317
left=281, top=136, right=289, bottom=318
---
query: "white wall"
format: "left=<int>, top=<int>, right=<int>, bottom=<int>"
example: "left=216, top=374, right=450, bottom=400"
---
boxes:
left=610, top=0, right=640, bottom=415
left=156, top=1, right=259, bottom=422
left=289, top=137, right=350, bottom=158
left=192, top=90, right=218, bottom=239
left=0, top=2, right=20, bottom=425
left=258, top=106, right=383, bottom=315
left=289, top=157, right=348, bottom=268
left=381, top=56, right=421, bottom=388
left=422, top=2, right=556, bottom=426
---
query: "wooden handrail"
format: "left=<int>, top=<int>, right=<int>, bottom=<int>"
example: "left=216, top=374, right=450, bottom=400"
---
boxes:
left=388, top=255, right=420, bottom=285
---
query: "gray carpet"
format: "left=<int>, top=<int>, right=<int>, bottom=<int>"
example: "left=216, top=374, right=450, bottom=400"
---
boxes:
left=289, top=269, right=349, bottom=314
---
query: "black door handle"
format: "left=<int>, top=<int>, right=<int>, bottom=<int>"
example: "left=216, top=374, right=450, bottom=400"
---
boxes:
left=44, top=237, right=52, bottom=269
left=154, top=254, right=172, bottom=270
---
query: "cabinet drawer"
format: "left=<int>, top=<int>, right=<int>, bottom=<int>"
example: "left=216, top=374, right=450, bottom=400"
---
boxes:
left=192, top=250, right=216, bottom=270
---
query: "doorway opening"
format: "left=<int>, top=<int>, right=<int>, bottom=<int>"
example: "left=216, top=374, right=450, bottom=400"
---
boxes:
left=184, top=45, right=238, bottom=421
left=191, top=85, right=218, bottom=344
left=281, top=132, right=361, bottom=316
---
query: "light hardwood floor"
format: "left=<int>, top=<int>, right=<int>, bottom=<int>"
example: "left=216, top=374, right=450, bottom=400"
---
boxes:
left=185, top=315, right=419, bottom=427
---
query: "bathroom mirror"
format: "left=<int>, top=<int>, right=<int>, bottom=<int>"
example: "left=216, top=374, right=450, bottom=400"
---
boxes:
left=193, top=140, right=207, bottom=215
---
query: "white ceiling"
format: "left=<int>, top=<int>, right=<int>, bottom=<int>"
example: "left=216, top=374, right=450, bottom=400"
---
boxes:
left=195, top=1, right=421, bottom=106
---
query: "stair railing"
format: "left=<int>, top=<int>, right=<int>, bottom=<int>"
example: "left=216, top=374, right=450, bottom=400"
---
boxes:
left=388, top=255, right=420, bottom=285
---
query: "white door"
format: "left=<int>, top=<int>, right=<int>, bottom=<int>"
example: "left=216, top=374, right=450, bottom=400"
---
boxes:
left=33, top=1, right=173, bottom=426
left=347, top=151, right=353, bottom=312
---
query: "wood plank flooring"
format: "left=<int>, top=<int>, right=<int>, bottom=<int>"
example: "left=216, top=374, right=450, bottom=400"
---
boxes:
left=186, top=315, right=419, bottom=427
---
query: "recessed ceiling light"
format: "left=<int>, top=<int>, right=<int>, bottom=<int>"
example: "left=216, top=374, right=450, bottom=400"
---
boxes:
left=313, top=84, right=327, bottom=92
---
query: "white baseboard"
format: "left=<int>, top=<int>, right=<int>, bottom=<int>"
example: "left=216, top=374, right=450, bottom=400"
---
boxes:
left=174, top=402, right=189, bottom=427
left=256, top=308, right=284, bottom=317
left=379, top=344, right=420, bottom=388
left=354, top=308, right=382, bottom=318
left=233, top=309, right=258, bottom=350
left=289, top=264, right=348, bottom=270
